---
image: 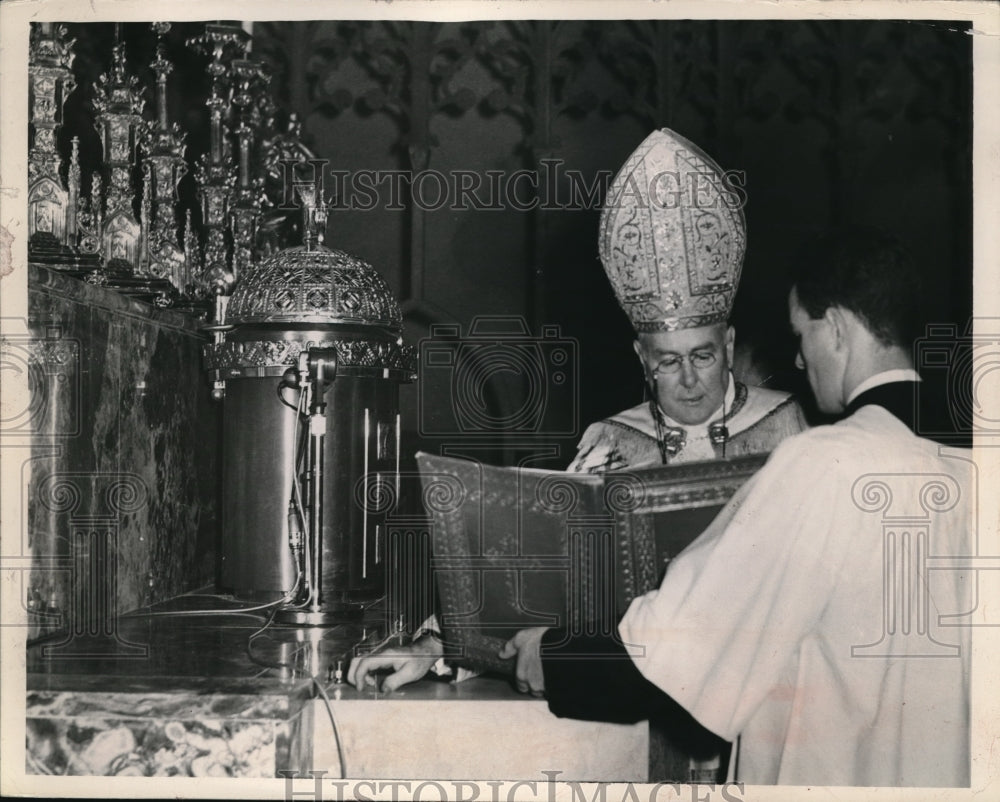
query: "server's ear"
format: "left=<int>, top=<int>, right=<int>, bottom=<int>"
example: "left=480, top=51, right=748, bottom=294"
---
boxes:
left=825, top=306, right=849, bottom=351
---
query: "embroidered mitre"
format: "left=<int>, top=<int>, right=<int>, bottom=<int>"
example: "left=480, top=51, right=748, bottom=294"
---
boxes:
left=598, top=128, right=746, bottom=332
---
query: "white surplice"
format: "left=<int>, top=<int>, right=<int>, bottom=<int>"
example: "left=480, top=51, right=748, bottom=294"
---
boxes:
left=618, top=405, right=974, bottom=786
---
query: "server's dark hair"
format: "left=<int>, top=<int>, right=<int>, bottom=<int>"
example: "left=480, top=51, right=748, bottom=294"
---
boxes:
left=790, top=226, right=922, bottom=348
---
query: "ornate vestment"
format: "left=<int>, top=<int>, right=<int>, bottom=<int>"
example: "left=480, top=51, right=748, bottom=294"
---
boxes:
left=568, top=382, right=808, bottom=472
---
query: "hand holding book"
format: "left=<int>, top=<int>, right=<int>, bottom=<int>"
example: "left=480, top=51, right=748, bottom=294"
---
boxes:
left=498, top=627, right=549, bottom=696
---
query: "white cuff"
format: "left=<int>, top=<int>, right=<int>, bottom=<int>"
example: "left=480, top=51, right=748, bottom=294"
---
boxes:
left=414, top=615, right=480, bottom=682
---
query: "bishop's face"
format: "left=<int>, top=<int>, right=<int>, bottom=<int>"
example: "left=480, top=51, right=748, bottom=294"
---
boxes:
left=635, top=324, right=734, bottom=426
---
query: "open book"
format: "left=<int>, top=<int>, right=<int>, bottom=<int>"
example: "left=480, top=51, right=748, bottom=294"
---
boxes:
left=415, top=451, right=768, bottom=674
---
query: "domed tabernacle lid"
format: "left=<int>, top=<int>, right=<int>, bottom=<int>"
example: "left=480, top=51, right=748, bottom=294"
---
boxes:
left=226, top=244, right=403, bottom=329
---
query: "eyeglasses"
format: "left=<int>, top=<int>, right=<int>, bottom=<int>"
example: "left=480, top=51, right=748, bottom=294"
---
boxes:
left=651, top=351, right=718, bottom=375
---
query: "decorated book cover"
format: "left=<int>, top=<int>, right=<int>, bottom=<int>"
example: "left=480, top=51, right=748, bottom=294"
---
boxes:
left=415, top=451, right=768, bottom=675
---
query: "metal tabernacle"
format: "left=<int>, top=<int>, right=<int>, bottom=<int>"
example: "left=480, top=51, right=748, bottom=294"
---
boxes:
left=204, top=186, right=416, bottom=624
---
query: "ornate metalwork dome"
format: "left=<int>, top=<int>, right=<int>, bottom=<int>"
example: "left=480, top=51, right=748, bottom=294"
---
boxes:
left=206, top=239, right=416, bottom=379
left=226, top=244, right=403, bottom=330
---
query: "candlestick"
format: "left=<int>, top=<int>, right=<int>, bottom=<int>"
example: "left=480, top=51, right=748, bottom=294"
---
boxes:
left=142, top=21, right=187, bottom=294
left=92, top=34, right=145, bottom=277
left=27, top=23, right=96, bottom=270
left=187, top=22, right=249, bottom=298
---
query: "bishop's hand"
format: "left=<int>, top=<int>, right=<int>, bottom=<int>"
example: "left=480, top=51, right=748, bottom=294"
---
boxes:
left=347, top=633, right=443, bottom=693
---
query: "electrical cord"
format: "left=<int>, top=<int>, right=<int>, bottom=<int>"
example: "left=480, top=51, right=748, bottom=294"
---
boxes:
left=277, top=380, right=299, bottom=412
left=137, top=378, right=310, bottom=623
left=358, top=619, right=407, bottom=656
left=120, top=596, right=291, bottom=619
left=174, top=589, right=236, bottom=598
left=242, top=567, right=307, bottom=671
left=244, top=379, right=314, bottom=666
left=288, top=380, right=313, bottom=609
left=245, top=605, right=293, bottom=671
left=312, top=676, right=347, bottom=779
left=123, top=561, right=304, bottom=621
